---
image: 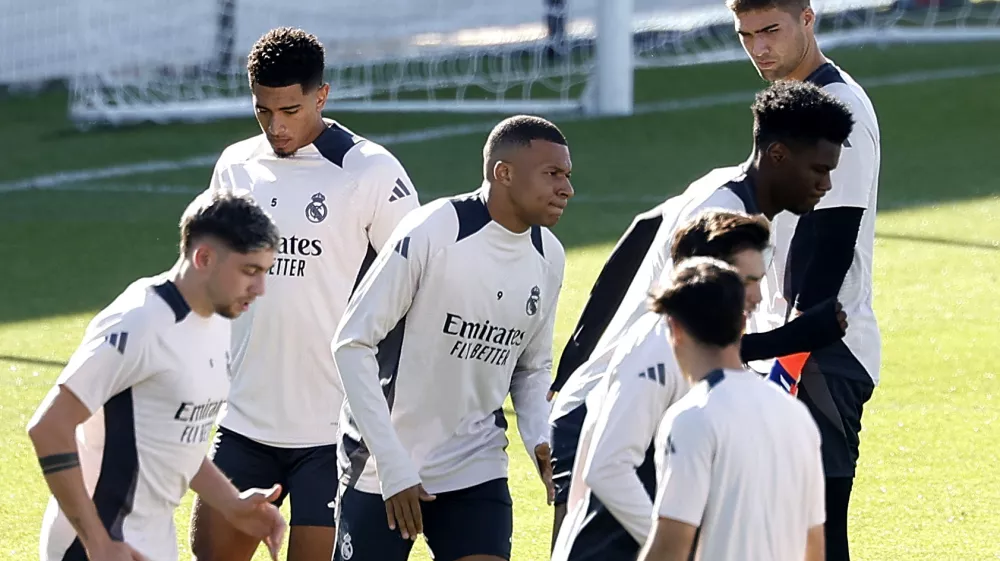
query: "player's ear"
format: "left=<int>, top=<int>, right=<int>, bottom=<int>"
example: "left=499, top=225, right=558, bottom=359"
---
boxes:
left=191, top=243, right=213, bottom=270
left=802, top=7, right=815, bottom=29
left=493, top=160, right=512, bottom=186
left=314, top=84, right=330, bottom=112
left=765, top=141, right=789, bottom=165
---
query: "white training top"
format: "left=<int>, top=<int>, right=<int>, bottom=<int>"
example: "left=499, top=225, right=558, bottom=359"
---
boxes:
left=334, top=189, right=565, bottom=500
left=206, top=120, right=420, bottom=447
left=40, top=275, right=231, bottom=561
left=750, top=61, right=882, bottom=385
left=652, top=368, right=825, bottom=561
left=551, top=312, right=688, bottom=560
left=550, top=165, right=765, bottom=422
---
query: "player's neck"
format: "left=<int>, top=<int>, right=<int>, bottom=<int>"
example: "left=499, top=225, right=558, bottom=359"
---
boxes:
left=743, top=163, right=778, bottom=220
left=301, top=118, right=328, bottom=148
left=169, top=260, right=215, bottom=318
left=785, top=38, right=827, bottom=83
left=483, top=182, right=531, bottom=234
left=682, top=344, right=744, bottom=384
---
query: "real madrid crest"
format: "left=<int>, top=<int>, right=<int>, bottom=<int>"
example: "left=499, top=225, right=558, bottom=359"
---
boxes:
left=526, top=285, right=540, bottom=316
left=305, top=192, right=328, bottom=223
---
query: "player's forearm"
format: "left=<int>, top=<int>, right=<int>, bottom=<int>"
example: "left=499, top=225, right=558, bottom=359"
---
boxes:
left=511, top=368, right=552, bottom=461
left=636, top=518, right=697, bottom=561
left=585, top=465, right=653, bottom=542
left=190, top=457, right=241, bottom=514
left=805, top=524, right=825, bottom=561
left=335, top=341, right=419, bottom=498
left=28, top=426, right=112, bottom=553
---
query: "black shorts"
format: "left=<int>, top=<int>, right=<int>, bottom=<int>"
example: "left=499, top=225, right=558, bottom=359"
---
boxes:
left=334, top=478, right=513, bottom=561
left=797, top=350, right=875, bottom=479
left=210, top=426, right=338, bottom=527
left=551, top=404, right=588, bottom=506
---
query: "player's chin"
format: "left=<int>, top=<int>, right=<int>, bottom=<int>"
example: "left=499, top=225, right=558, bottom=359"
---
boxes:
left=539, top=206, right=566, bottom=226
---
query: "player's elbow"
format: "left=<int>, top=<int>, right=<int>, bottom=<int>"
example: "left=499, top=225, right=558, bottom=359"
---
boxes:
left=581, top=460, right=617, bottom=496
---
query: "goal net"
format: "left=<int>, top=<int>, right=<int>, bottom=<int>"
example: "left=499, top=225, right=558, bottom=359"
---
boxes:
left=21, top=0, right=997, bottom=125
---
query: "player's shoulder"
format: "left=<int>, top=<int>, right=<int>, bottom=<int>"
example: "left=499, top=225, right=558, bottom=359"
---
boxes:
left=680, top=166, right=749, bottom=212
left=216, top=134, right=271, bottom=167
left=811, top=62, right=879, bottom=130
left=83, top=274, right=193, bottom=345
left=315, top=120, right=403, bottom=174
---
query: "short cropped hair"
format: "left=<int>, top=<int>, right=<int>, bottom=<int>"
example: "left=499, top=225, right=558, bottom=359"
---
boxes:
left=179, top=191, right=280, bottom=256
left=752, top=80, right=854, bottom=152
left=247, top=27, right=325, bottom=90
left=727, top=0, right=810, bottom=14
left=671, top=209, right=771, bottom=265
left=483, top=115, right=568, bottom=173
left=651, top=257, right=746, bottom=348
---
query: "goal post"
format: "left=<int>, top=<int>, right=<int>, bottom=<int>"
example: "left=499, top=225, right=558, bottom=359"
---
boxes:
left=49, top=0, right=1000, bottom=126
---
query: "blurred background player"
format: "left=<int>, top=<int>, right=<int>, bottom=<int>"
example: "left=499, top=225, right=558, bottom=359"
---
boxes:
left=547, top=79, right=853, bottom=545
left=730, top=1, right=882, bottom=558
left=636, top=258, right=825, bottom=561
left=188, top=27, right=421, bottom=561
left=331, top=115, right=571, bottom=561
left=551, top=210, right=770, bottom=561
left=28, top=192, right=286, bottom=561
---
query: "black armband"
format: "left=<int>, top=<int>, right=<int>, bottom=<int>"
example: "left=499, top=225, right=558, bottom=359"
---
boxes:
left=40, top=452, right=80, bottom=475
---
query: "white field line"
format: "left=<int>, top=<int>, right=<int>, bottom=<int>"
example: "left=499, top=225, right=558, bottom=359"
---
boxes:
left=2, top=64, right=998, bottom=196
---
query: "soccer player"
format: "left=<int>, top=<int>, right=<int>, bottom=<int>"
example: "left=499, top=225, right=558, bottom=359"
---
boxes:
left=636, top=258, right=825, bottom=561
left=550, top=209, right=770, bottom=561
left=331, top=115, right=572, bottom=561
left=188, top=27, right=421, bottom=561
left=547, top=79, right=853, bottom=543
left=729, top=1, right=882, bottom=558
left=28, top=192, right=286, bottom=561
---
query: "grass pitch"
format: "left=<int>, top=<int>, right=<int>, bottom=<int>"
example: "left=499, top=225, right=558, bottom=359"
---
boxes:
left=2, top=41, right=1000, bottom=560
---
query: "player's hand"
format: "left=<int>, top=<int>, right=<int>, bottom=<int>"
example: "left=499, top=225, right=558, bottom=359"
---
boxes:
left=546, top=390, right=556, bottom=402
left=385, top=483, right=436, bottom=540
left=834, top=301, right=848, bottom=333
left=535, top=442, right=555, bottom=506
left=221, top=484, right=287, bottom=560
left=86, top=540, right=151, bottom=561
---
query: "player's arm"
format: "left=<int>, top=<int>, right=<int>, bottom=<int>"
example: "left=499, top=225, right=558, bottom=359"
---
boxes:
left=740, top=298, right=846, bottom=362
left=26, top=314, right=150, bottom=557
left=638, top=409, right=714, bottom=561
left=27, top=387, right=113, bottom=555
left=581, top=357, right=678, bottom=543
left=511, top=271, right=564, bottom=501
left=805, top=415, right=827, bottom=561
left=551, top=207, right=662, bottom=393
left=189, top=459, right=286, bottom=559
left=790, top=97, right=876, bottom=313
left=333, top=223, right=426, bottom=501
left=362, top=153, right=421, bottom=251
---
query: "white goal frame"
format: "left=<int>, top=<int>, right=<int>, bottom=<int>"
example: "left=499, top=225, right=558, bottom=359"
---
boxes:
left=63, top=0, right=1000, bottom=126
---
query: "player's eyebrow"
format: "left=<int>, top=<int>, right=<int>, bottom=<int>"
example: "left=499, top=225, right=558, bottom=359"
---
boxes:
left=738, top=23, right=780, bottom=34
left=255, top=103, right=302, bottom=111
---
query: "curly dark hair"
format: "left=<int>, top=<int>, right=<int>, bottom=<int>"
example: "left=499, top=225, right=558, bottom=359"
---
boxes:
left=247, top=27, right=325, bottom=90
left=752, top=80, right=854, bottom=152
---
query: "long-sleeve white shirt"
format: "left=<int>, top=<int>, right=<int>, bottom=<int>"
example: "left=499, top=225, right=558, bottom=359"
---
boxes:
left=333, top=188, right=565, bottom=499
left=206, top=120, right=420, bottom=447
left=551, top=312, right=688, bottom=560
left=550, top=165, right=764, bottom=423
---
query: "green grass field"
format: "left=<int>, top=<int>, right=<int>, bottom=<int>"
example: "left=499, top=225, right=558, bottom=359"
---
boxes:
left=3, top=41, right=1000, bottom=560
